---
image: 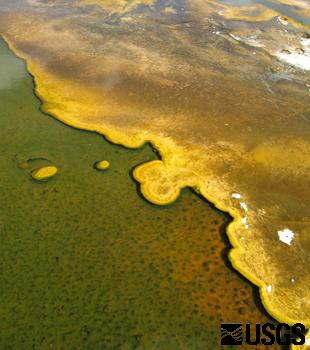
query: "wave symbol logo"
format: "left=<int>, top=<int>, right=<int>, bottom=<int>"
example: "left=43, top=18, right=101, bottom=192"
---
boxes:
left=221, top=324, right=243, bottom=345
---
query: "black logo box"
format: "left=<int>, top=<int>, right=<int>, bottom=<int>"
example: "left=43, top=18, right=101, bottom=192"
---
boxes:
left=221, top=323, right=243, bottom=345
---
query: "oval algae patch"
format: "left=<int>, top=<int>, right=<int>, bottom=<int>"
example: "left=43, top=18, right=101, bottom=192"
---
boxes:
left=94, top=160, right=110, bottom=170
left=31, top=166, right=58, bottom=181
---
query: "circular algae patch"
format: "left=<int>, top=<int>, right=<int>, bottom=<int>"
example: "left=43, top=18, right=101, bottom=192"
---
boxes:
left=94, top=160, right=110, bottom=170
left=31, top=165, right=58, bottom=181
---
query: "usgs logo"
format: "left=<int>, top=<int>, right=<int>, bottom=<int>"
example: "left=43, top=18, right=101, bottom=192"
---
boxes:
left=221, top=323, right=306, bottom=346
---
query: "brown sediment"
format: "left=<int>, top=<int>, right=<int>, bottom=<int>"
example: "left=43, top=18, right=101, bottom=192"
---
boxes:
left=218, top=5, right=307, bottom=29
left=197, top=0, right=310, bottom=29
left=80, top=0, right=155, bottom=12
left=0, top=0, right=309, bottom=328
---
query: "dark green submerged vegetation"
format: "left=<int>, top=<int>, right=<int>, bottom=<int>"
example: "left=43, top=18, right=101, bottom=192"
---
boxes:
left=0, top=38, right=282, bottom=349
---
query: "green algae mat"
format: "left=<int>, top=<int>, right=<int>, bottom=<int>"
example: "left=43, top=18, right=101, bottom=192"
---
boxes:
left=0, top=38, right=285, bottom=349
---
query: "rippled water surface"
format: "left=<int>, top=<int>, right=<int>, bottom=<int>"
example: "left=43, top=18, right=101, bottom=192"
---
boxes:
left=0, top=0, right=309, bottom=339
